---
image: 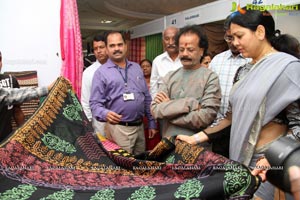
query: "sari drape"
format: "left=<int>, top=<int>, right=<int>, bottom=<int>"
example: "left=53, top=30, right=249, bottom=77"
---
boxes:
left=229, top=52, right=300, bottom=165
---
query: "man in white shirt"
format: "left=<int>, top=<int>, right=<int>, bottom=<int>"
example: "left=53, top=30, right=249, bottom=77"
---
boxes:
left=150, top=26, right=182, bottom=98
left=208, top=16, right=251, bottom=157
left=81, top=34, right=108, bottom=136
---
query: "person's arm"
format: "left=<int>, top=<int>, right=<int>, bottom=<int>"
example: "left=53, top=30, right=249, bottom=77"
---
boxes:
left=81, top=69, right=92, bottom=121
left=151, top=93, right=200, bottom=120
left=0, top=86, right=48, bottom=105
left=285, top=101, right=300, bottom=141
left=143, top=77, right=157, bottom=130
left=89, top=70, right=110, bottom=122
left=151, top=72, right=202, bottom=120
left=176, top=112, right=232, bottom=144
left=11, top=76, right=25, bottom=126
left=149, top=59, right=160, bottom=98
left=169, top=72, right=221, bottom=129
left=13, top=105, right=25, bottom=126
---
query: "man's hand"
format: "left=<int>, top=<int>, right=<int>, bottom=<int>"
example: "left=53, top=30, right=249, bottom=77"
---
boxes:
left=148, top=129, right=158, bottom=139
left=106, top=111, right=122, bottom=124
left=154, top=92, right=170, bottom=104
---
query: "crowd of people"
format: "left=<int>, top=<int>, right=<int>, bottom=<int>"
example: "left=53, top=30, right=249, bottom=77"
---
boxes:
left=1, top=7, right=300, bottom=200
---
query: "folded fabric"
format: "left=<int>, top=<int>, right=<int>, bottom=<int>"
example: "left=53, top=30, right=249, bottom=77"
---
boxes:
left=0, top=77, right=260, bottom=200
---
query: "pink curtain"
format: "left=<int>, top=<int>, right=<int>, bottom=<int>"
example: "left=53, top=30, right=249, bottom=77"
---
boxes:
left=60, top=0, right=83, bottom=98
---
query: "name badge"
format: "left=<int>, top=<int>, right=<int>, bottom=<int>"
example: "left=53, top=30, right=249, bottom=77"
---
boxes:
left=123, top=93, right=135, bottom=101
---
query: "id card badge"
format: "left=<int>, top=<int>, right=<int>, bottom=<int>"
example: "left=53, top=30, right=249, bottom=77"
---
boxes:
left=123, top=93, right=135, bottom=101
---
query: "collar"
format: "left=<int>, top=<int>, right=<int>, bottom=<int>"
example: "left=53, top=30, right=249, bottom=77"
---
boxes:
left=162, top=51, right=180, bottom=62
left=95, top=59, right=100, bottom=65
left=225, top=50, right=246, bottom=60
left=106, top=58, right=133, bottom=69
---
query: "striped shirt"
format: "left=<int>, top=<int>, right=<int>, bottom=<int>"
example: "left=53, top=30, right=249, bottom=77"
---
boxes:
left=209, top=50, right=250, bottom=117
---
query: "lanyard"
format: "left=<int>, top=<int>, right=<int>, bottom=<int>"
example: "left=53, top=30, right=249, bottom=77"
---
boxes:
left=116, top=65, right=128, bottom=87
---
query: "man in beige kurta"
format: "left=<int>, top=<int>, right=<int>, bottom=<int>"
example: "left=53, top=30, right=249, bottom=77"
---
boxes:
left=151, top=25, right=221, bottom=139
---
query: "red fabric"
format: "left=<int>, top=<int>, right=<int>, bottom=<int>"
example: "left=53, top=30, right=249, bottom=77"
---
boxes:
left=128, top=37, right=145, bottom=63
left=143, top=117, right=161, bottom=150
left=129, top=36, right=159, bottom=149
left=60, top=0, right=83, bottom=99
left=143, top=84, right=161, bottom=150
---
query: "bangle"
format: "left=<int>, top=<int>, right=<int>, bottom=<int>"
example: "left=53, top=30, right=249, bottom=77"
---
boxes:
left=193, top=133, right=201, bottom=144
left=202, top=130, right=209, bottom=137
left=201, top=130, right=212, bottom=143
left=202, top=130, right=210, bottom=141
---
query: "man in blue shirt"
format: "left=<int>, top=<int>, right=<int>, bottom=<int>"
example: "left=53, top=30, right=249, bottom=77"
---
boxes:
left=90, top=31, right=157, bottom=155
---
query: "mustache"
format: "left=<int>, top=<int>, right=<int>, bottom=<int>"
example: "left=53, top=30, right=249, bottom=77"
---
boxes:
left=113, top=50, right=122, bottom=55
left=166, top=45, right=176, bottom=49
left=180, top=57, right=192, bottom=61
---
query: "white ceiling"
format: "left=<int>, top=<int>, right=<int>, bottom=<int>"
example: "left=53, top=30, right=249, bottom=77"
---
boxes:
left=77, top=0, right=215, bottom=41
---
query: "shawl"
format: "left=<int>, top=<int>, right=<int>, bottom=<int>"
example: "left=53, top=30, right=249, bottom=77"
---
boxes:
left=0, top=77, right=260, bottom=199
left=229, top=52, right=300, bottom=165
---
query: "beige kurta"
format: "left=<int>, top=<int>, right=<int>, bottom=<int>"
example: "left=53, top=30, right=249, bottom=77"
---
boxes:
left=151, top=66, right=221, bottom=137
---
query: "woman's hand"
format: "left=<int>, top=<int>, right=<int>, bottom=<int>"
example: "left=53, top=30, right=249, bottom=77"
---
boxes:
left=176, top=135, right=197, bottom=145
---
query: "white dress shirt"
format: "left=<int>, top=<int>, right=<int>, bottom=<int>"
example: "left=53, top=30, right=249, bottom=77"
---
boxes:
left=150, top=51, right=181, bottom=98
left=81, top=60, right=100, bottom=120
left=81, top=60, right=106, bottom=135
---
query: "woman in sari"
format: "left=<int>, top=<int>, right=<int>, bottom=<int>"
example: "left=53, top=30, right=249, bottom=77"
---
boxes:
left=177, top=8, right=300, bottom=200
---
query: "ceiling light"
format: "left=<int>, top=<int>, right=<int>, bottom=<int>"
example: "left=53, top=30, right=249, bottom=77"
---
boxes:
left=100, top=19, right=113, bottom=24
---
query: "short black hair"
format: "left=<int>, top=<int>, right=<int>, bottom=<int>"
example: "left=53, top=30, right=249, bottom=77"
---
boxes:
left=200, top=52, right=212, bottom=64
left=175, top=25, right=209, bottom=55
left=104, top=31, right=126, bottom=45
left=93, top=34, right=105, bottom=42
left=140, top=58, right=152, bottom=66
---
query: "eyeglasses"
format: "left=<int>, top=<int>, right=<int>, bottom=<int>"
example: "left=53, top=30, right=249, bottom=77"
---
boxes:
left=224, top=35, right=234, bottom=43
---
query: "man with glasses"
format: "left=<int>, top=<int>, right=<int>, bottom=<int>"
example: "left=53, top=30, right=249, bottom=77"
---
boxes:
left=208, top=16, right=251, bottom=158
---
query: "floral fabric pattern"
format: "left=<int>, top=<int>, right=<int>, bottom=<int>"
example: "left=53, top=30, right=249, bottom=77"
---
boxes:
left=0, top=77, right=260, bottom=199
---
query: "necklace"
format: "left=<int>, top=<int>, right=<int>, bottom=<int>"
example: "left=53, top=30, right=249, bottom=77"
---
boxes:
left=251, top=47, right=275, bottom=64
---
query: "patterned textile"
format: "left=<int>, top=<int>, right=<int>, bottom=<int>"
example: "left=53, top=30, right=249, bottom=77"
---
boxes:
left=0, top=77, right=260, bottom=200
left=129, top=37, right=145, bottom=64
left=60, top=0, right=83, bottom=98
left=3, top=71, right=39, bottom=131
